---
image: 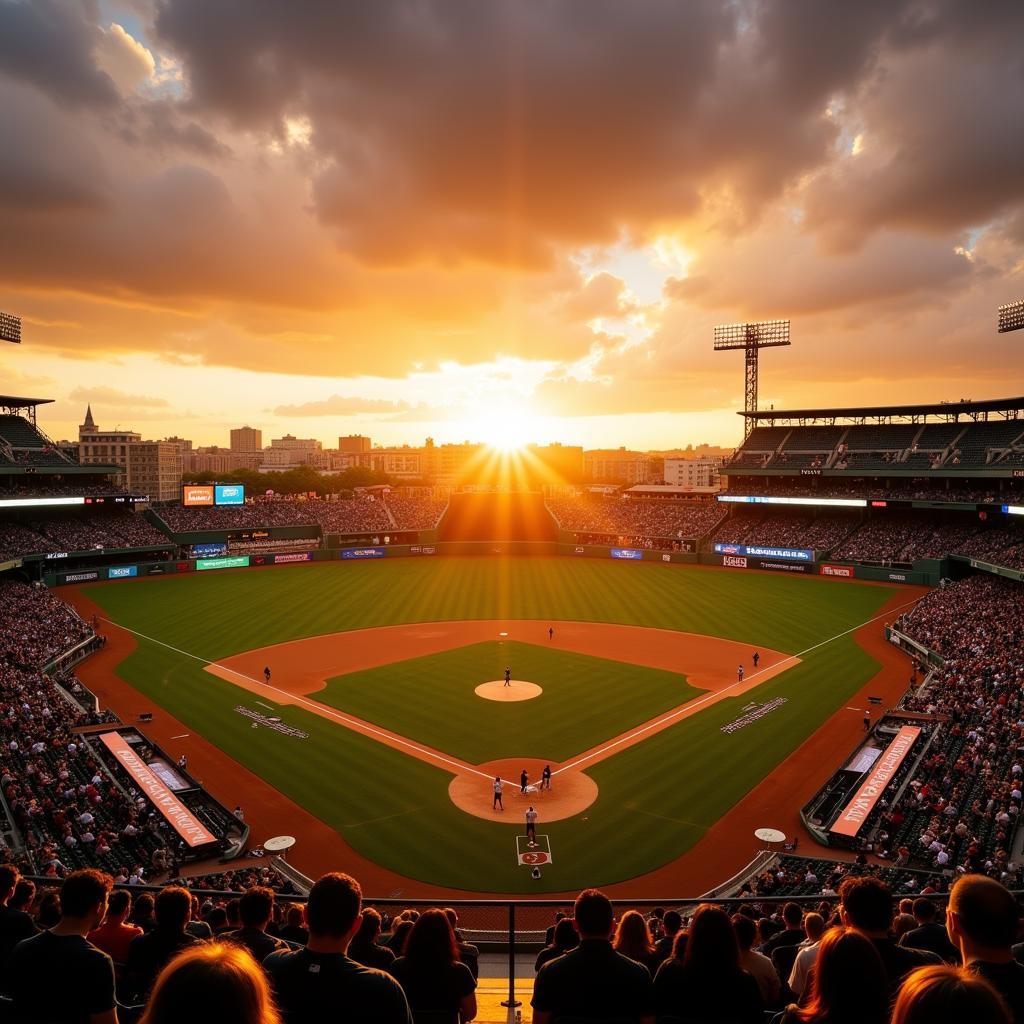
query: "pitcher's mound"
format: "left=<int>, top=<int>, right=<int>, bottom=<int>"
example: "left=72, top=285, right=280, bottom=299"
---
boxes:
left=475, top=680, right=542, bottom=701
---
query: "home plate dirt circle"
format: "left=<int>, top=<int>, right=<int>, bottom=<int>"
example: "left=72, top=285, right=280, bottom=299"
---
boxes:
left=475, top=680, right=543, bottom=701
left=449, top=758, right=598, bottom=823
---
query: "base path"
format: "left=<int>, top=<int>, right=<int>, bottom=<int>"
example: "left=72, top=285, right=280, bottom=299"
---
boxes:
left=204, top=620, right=795, bottom=823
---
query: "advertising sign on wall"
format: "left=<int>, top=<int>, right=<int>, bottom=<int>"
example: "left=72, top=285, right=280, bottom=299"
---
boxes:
left=196, top=556, right=250, bottom=571
left=182, top=485, right=215, bottom=506
left=753, top=558, right=814, bottom=574
left=214, top=484, right=245, bottom=506
left=714, top=543, right=814, bottom=562
left=820, top=564, right=854, bottom=578
left=61, top=570, right=99, bottom=583
left=610, top=548, right=644, bottom=559
left=722, top=555, right=748, bottom=568
left=273, top=552, right=312, bottom=564
left=108, top=565, right=138, bottom=579
left=340, top=547, right=387, bottom=560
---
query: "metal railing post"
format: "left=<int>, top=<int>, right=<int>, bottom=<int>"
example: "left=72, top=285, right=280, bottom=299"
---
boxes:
left=501, top=901, right=520, bottom=1017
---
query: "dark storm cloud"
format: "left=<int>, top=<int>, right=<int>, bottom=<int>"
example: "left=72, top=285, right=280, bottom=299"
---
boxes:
left=0, top=0, right=119, bottom=107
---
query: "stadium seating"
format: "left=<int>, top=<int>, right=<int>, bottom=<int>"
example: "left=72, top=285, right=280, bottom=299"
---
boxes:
left=546, top=495, right=725, bottom=543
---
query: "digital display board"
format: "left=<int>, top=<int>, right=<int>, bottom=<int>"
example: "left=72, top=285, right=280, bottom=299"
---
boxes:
left=215, top=484, right=245, bottom=505
left=610, top=548, right=644, bottom=559
left=182, top=486, right=215, bottom=506
left=714, top=543, right=814, bottom=562
left=340, top=547, right=387, bottom=560
left=108, top=565, right=138, bottom=579
left=718, top=495, right=866, bottom=508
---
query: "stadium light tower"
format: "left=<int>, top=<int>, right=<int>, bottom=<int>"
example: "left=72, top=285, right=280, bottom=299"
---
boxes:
left=998, top=298, right=1024, bottom=334
left=0, top=311, right=21, bottom=344
left=713, top=319, right=790, bottom=436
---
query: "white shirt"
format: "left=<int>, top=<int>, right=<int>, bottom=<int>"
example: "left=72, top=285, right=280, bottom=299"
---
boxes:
left=526, top=809, right=538, bottom=825
left=789, top=942, right=821, bottom=998
left=493, top=780, right=502, bottom=795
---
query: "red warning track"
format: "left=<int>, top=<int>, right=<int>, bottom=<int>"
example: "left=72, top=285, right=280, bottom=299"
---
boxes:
left=61, top=582, right=925, bottom=898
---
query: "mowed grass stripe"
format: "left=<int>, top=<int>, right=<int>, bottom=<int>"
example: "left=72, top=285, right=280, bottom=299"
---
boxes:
left=317, top=640, right=703, bottom=763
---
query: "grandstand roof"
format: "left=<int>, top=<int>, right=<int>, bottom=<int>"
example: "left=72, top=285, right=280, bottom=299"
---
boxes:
left=0, top=394, right=53, bottom=409
left=743, top=395, right=1024, bottom=425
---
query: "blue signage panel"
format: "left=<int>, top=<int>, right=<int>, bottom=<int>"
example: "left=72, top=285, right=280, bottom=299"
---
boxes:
left=214, top=484, right=245, bottom=506
left=107, top=565, right=138, bottom=579
left=714, top=543, right=814, bottom=562
left=340, top=547, right=387, bottom=560
left=610, top=548, right=644, bottom=560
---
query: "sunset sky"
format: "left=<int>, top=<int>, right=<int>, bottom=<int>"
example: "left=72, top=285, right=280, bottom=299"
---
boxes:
left=1, top=1, right=1023, bottom=452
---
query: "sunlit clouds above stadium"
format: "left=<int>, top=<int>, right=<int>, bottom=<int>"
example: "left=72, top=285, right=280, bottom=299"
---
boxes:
left=1, top=0, right=1023, bottom=448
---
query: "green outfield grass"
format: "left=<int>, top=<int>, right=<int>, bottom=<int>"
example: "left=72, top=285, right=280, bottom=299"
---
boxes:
left=80, top=557, right=904, bottom=892
left=318, top=640, right=704, bottom=763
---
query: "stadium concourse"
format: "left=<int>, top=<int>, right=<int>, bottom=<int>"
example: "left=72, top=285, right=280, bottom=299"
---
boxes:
left=2, top=399, right=1024, bottom=1021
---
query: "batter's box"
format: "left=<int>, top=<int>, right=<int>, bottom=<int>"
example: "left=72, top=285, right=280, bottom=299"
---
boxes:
left=516, top=834, right=553, bottom=866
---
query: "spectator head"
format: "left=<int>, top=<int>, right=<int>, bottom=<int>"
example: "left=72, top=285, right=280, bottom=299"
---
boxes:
left=443, top=907, right=461, bottom=934
left=239, top=887, right=275, bottom=931
left=208, top=907, right=228, bottom=931
left=662, top=909, right=682, bottom=936
left=839, top=876, right=894, bottom=936
left=683, top=905, right=740, bottom=979
left=391, top=919, right=414, bottom=955
left=11, top=879, right=34, bottom=912
left=139, top=942, right=281, bottom=1024
left=305, top=872, right=362, bottom=942
left=804, top=912, right=826, bottom=943
left=285, top=904, right=304, bottom=930
left=0, top=864, right=20, bottom=902
left=573, top=889, right=614, bottom=940
left=783, top=902, right=803, bottom=928
left=731, top=913, right=757, bottom=951
left=891, top=965, right=1011, bottom=1024
left=106, top=889, right=131, bottom=922
left=60, top=869, right=112, bottom=930
left=553, top=918, right=578, bottom=950
left=797, top=927, right=887, bottom=1024
left=914, top=898, right=939, bottom=924
left=900, top=899, right=915, bottom=915
left=894, top=913, right=918, bottom=939
left=37, top=891, right=62, bottom=928
left=155, top=887, right=192, bottom=932
left=613, top=910, right=654, bottom=960
left=354, top=907, right=382, bottom=945
left=403, top=908, right=459, bottom=967
left=133, top=892, right=155, bottom=925
left=947, top=875, right=1020, bottom=960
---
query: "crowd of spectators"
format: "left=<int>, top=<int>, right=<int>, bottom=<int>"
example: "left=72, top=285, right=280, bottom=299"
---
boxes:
left=954, top=524, right=1024, bottom=571
left=873, top=575, right=1024, bottom=881
left=0, top=482, right=131, bottom=499
left=724, top=475, right=1024, bottom=505
left=710, top=510, right=857, bottom=551
left=0, top=513, right=170, bottom=560
left=547, top=496, right=726, bottom=541
left=0, top=581, right=93, bottom=669
left=829, top=514, right=984, bottom=563
left=4, top=869, right=1024, bottom=1024
left=156, top=495, right=446, bottom=536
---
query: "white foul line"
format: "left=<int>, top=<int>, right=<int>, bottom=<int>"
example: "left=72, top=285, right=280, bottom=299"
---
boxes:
left=554, top=596, right=923, bottom=777
left=93, top=617, right=495, bottom=783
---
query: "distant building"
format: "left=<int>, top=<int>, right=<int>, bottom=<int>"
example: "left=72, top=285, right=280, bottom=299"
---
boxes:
left=370, top=446, right=424, bottom=479
left=164, top=435, right=193, bottom=451
left=339, top=434, right=372, bottom=454
left=78, top=406, right=141, bottom=472
left=584, top=448, right=664, bottom=484
left=663, top=457, right=722, bottom=491
left=128, top=441, right=183, bottom=503
left=230, top=426, right=262, bottom=452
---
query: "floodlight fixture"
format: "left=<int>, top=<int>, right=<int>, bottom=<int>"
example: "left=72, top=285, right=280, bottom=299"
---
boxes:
left=0, top=312, right=21, bottom=344
left=713, top=319, right=791, bottom=436
left=998, top=298, right=1024, bottom=334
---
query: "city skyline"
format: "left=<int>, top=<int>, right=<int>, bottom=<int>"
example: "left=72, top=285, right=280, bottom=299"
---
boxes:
left=1, top=2, right=1023, bottom=451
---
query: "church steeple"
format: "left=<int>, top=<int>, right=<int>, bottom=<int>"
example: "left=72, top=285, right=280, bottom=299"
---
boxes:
left=79, top=404, right=97, bottom=439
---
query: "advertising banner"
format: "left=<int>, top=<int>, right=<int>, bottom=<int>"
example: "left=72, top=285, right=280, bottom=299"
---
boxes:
left=196, top=555, right=250, bottom=571
left=273, top=552, right=312, bottom=564
left=214, top=484, right=245, bottom=506
left=830, top=725, right=921, bottom=837
left=723, top=555, right=748, bottom=568
left=718, top=495, right=865, bottom=509
left=61, top=570, right=99, bottom=583
left=821, top=563, right=854, bottom=578
left=192, top=543, right=227, bottom=557
left=98, top=733, right=216, bottom=847
left=752, top=558, right=814, bottom=574
left=182, top=485, right=215, bottom=507
left=107, top=565, right=138, bottom=579
left=340, top=547, right=387, bottom=560
left=610, top=548, right=644, bottom=559
left=714, top=543, right=814, bottom=562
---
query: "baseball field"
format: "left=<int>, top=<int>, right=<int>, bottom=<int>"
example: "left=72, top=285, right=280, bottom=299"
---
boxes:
left=67, top=557, right=916, bottom=894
